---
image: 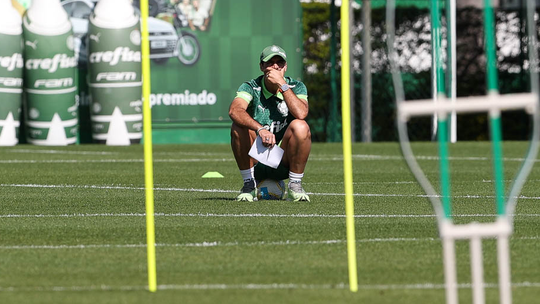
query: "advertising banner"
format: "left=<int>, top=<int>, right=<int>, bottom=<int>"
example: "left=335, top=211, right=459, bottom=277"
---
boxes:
left=14, top=0, right=303, bottom=144
left=147, top=0, right=303, bottom=143
left=88, top=0, right=143, bottom=145
left=23, top=0, right=79, bottom=146
left=0, top=1, right=23, bottom=146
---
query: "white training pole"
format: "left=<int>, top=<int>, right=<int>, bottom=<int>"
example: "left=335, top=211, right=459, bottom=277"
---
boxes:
left=470, top=237, right=485, bottom=304
left=430, top=0, right=439, bottom=141
left=398, top=93, right=536, bottom=118
left=497, top=236, right=512, bottom=304
left=443, top=237, right=458, bottom=304
left=449, top=0, right=457, bottom=143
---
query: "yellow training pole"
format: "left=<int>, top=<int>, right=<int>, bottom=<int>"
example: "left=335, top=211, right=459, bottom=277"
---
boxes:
left=340, top=0, right=358, bottom=292
left=140, top=0, right=157, bottom=292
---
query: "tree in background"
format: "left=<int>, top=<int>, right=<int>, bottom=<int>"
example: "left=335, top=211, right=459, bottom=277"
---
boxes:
left=302, top=2, right=536, bottom=142
left=302, top=2, right=333, bottom=142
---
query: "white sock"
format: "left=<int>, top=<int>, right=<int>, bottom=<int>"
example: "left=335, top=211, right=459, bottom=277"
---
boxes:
left=240, top=167, right=255, bottom=183
left=289, top=171, right=304, bottom=183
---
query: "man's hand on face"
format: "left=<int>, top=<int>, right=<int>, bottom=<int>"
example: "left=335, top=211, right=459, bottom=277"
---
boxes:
left=262, top=56, right=287, bottom=93
left=264, top=68, right=285, bottom=87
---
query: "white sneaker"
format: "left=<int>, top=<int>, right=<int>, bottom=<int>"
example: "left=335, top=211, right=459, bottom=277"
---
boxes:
left=236, top=179, right=257, bottom=202
left=287, top=181, right=310, bottom=202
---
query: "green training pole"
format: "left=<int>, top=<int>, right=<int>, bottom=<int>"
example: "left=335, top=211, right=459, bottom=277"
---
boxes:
left=484, top=0, right=499, bottom=93
left=431, top=0, right=452, bottom=218
left=328, top=0, right=339, bottom=142
left=484, top=0, right=506, bottom=216
left=340, top=0, right=358, bottom=292
left=490, top=115, right=505, bottom=216
left=430, top=0, right=445, bottom=95
left=140, top=0, right=157, bottom=292
left=438, top=119, right=452, bottom=218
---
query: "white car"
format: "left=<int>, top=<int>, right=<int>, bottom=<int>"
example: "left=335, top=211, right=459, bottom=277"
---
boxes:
left=61, top=0, right=178, bottom=64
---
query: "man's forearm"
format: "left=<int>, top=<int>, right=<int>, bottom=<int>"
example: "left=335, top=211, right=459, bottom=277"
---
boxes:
left=230, top=110, right=262, bottom=132
left=283, top=90, right=308, bottom=120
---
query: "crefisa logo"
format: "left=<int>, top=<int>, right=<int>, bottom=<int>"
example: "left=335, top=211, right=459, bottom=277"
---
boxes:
left=89, top=47, right=141, bottom=65
left=0, top=53, right=23, bottom=72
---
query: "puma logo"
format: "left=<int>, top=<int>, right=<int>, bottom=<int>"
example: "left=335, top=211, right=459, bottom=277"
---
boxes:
left=25, top=40, right=38, bottom=50
left=89, top=33, right=101, bottom=43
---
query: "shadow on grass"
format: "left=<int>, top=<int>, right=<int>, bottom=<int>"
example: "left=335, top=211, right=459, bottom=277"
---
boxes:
left=200, top=197, right=236, bottom=201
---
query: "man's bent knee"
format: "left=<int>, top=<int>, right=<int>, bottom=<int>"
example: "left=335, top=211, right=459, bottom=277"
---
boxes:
left=289, top=120, right=311, bottom=138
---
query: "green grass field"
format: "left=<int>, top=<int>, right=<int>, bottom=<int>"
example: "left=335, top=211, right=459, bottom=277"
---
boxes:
left=0, top=142, right=539, bottom=304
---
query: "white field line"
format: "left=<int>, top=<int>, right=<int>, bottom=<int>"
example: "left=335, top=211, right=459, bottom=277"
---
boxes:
left=310, top=181, right=418, bottom=185
left=3, top=183, right=540, bottom=201
left=0, top=240, right=344, bottom=250
left=0, top=183, right=235, bottom=193
left=154, top=151, right=234, bottom=156
left=312, top=179, right=540, bottom=184
left=1, top=236, right=539, bottom=250
left=5, top=149, right=117, bottom=155
left=310, top=154, right=540, bottom=162
left=0, top=154, right=538, bottom=164
left=2, top=212, right=540, bottom=219
left=0, top=159, right=233, bottom=164
left=0, top=282, right=539, bottom=293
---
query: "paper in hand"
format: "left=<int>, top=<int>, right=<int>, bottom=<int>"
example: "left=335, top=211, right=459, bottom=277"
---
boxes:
left=248, top=136, right=284, bottom=169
